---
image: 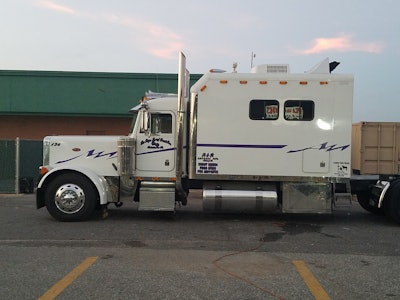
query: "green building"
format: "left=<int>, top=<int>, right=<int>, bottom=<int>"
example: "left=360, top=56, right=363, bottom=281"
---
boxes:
left=0, top=70, right=202, bottom=193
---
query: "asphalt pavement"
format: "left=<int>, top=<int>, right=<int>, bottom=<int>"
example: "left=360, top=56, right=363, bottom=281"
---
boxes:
left=0, top=191, right=399, bottom=300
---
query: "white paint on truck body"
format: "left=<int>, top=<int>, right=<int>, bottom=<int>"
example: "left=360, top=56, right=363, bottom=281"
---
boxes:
left=189, top=72, right=354, bottom=179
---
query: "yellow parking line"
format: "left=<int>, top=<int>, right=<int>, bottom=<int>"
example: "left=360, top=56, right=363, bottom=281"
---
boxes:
left=38, top=256, right=98, bottom=300
left=292, top=260, right=331, bottom=300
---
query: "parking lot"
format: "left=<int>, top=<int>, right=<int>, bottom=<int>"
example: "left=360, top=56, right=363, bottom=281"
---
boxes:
left=1, top=190, right=399, bottom=300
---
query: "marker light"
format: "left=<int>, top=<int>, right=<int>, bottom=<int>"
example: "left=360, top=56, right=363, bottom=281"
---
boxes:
left=259, top=81, right=268, bottom=85
left=200, top=85, right=207, bottom=92
left=280, top=81, right=288, bottom=85
left=219, top=80, right=228, bottom=84
left=209, top=69, right=226, bottom=73
left=240, top=80, right=248, bottom=84
left=39, top=166, right=49, bottom=175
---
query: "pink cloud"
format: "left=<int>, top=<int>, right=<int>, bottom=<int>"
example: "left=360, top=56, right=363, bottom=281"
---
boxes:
left=106, top=14, right=184, bottom=59
left=145, top=25, right=184, bottom=59
left=35, top=4, right=184, bottom=60
left=150, top=41, right=185, bottom=60
left=37, top=0, right=76, bottom=15
left=300, top=35, right=384, bottom=54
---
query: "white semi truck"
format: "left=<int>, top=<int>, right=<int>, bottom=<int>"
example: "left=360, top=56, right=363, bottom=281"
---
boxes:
left=36, top=53, right=400, bottom=222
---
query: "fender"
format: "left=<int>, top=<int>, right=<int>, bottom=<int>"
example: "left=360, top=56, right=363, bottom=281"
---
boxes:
left=37, top=166, right=113, bottom=209
left=378, top=181, right=391, bottom=208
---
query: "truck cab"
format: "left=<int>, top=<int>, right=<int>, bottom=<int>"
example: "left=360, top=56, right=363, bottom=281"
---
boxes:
left=122, top=94, right=188, bottom=212
left=130, top=96, right=179, bottom=178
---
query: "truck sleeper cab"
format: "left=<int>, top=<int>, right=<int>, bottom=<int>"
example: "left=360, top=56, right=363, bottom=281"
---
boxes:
left=37, top=52, right=360, bottom=222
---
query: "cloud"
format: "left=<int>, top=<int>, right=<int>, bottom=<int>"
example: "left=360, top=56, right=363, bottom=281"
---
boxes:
left=299, top=34, right=384, bottom=54
left=37, top=0, right=76, bottom=15
left=35, top=3, right=184, bottom=60
left=105, top=14, right=184, bottom=60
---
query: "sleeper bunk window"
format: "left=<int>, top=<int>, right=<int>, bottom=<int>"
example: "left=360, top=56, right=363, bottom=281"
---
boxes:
left=284, top=100, right=314, bottom=121
left=249, top=100, right=279, bottom=120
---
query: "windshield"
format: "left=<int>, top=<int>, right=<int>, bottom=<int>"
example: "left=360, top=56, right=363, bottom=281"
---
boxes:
left=129, top=111, right=139, bottom=134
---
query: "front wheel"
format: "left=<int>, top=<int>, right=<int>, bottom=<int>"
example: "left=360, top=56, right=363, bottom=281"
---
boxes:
left=45, top=173, right=98, bottom=221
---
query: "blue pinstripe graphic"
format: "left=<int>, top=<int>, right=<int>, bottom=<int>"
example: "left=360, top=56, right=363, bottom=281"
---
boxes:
left=197, top=143, right=286, bottom=149
left=136, top=147, right=176, bottom=155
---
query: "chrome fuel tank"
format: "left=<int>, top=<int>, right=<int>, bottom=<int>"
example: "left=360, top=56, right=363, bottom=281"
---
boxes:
left=203, top=182, right=278, bottom=212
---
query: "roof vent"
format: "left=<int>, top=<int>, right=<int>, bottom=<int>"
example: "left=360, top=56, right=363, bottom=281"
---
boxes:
left=145, top=90, right=177, bottom=99
left=251, top=64, right=290, bottom=74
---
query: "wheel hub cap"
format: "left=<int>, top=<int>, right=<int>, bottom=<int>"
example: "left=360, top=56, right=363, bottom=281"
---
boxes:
left=54, top=183, right=85, bottom=214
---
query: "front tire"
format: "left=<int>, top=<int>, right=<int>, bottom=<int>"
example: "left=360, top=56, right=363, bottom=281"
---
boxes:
left=45, top=173, right=98, bottom=221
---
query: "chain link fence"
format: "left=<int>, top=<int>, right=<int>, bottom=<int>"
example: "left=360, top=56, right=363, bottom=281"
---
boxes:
left=0, top=139, right=42, bottom=193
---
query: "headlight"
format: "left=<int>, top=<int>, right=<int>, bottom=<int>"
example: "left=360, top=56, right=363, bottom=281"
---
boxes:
left=43, top=137, right=51, bottom=165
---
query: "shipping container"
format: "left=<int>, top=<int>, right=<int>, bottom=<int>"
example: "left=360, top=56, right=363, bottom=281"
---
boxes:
left=352, top=122, right=400, bottom=175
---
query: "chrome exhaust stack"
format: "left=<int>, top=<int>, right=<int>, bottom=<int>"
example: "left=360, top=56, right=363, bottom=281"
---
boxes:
left=117, top=136, right=136, bottom=193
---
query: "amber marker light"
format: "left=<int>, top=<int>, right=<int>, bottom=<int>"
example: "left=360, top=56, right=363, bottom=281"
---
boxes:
left=280, top=81, right=288, bottom=85
left=299, top=81, right=308, bottom=85
left=200, top=85, right=207, bottom=92
left=219, top=80, right=228, bottom=84
left=320, top=81, right=329, bottom=85
left=259, top=80, right=268, bottom=85
left=239, top=80, right=248, bottom=84
left=209, top=69, right=226, bottom=73
left=39, top=166, right=48, bottom=175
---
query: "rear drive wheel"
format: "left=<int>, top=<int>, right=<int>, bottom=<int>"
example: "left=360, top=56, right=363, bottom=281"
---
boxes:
left=384, top=180, right=400, bottom=223
left=45, top=173, right=98, bottom=221
left=356, top=191, right=384, bottom=215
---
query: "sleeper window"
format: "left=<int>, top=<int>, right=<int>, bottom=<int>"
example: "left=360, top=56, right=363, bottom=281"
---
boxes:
left=249, top=100, right=279, bottom=120
left=284, top=100, right=314, bottom=121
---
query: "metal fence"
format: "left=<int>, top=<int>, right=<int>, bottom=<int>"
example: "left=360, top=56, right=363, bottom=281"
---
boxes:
left=0, top=139, right=42, bottom=193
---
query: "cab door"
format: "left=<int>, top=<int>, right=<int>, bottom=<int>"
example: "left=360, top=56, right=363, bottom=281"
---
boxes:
left=136, top=112, right=175, bottom=172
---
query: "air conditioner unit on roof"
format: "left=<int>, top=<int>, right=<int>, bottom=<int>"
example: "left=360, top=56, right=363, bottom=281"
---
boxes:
left=251, top=64, right=290, bottom=74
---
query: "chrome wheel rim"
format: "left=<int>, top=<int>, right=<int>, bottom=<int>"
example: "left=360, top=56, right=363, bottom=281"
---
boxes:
left=54, top=183, right=85, bottom=214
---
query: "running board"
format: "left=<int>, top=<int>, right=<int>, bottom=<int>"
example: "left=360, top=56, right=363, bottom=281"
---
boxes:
left=334, top=193, right=352, bottom=208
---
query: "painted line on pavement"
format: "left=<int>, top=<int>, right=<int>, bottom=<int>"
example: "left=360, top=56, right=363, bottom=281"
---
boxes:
left=38, top=256, right=98, bottom=300
left=292, top=260, right=331, bottom=300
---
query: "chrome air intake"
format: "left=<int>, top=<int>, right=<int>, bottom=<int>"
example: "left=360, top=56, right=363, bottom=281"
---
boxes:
left=117, top=136, right=135, bottom=177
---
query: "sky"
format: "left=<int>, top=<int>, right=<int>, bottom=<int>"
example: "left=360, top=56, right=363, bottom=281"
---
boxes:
left=1, top=0, right=399, bottom=122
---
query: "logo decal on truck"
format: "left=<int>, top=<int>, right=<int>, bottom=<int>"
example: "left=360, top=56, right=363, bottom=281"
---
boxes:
left=287, top=142, right=350, bottom=153
left=140, top=138, right=172, bottom=149
left=56, top=149, right=117, bottom=164
left=333, top=161, right=350, bottom=177
left=197, top=152, right=219, bottom=174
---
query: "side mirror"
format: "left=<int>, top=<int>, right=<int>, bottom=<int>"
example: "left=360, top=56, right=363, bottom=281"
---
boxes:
left=143, top=110, right=149, bottom=132
left=140, top=109, right=150, bottom=134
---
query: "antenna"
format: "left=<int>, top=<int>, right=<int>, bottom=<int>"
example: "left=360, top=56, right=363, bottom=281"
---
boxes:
left=232, top=62, right=238, bottom=73
left=251, top=52, right=256, bottom=68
